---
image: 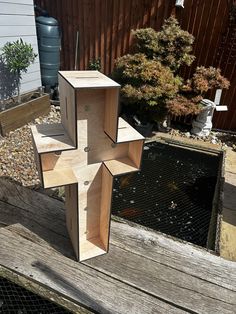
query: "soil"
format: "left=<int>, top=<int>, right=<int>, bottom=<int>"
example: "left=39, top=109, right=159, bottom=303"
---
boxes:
left=0, top=92, right=42, bottom=112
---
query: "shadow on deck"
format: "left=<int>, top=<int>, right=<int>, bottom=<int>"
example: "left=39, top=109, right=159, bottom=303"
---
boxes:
left=0, top=178, right=236, bottom=313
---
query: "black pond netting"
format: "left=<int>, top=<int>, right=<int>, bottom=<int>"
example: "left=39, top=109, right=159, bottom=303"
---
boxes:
left=0, top=277, right=71, bottom=314
left=111, top=141, right=220, bottom=248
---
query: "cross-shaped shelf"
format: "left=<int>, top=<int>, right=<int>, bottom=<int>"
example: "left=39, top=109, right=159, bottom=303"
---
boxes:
left=31, top=71, right=144, bottom=261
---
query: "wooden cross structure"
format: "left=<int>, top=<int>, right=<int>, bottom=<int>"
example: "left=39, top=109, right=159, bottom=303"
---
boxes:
left=31, top=71, right=144, bottom=262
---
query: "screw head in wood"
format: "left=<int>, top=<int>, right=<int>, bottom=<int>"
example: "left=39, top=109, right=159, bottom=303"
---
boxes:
left=84, top=147, right=90, bottom=152
left=111, top=143, right=116, bottom=148
left=84, top=181, right=89, bottom=185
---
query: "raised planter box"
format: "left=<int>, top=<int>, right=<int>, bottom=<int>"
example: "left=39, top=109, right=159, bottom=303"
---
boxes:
left=0, top=92, right=50, bottom=136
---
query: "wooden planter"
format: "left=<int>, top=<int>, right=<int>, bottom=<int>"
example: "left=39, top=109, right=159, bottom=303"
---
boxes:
left=0, top=93, right=50, bottom=136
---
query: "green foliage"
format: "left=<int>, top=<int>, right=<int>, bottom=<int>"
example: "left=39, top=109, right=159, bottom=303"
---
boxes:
left=88, top=58, right=101, bottom=71
left=166, top=66, right=230, bottom=116
left=133, top=17, right=195, bottom=72
left=113, top=53, right=181, bottom=121
left=191, top=66, right=230, bottom=94
left=114, top=53, right=180, bottom=105
left=1, top=38, right=37, bottom=78
left=113, top=16, right=230, bottom=121
left=1, top=38, right=37, bottom=103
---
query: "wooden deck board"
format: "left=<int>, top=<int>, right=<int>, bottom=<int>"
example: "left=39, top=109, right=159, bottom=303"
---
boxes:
left=0, top=178, right=236, bottom=313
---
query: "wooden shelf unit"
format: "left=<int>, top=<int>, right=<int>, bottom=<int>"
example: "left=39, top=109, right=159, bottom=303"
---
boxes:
left=31, top=70, right=144, bottom=261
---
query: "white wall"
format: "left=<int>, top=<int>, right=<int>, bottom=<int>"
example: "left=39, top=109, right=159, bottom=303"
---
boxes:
left=0, top=0, right=41, bottom=97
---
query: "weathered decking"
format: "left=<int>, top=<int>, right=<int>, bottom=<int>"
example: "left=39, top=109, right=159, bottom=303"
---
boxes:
left=0, top=178, right=236, bottom=313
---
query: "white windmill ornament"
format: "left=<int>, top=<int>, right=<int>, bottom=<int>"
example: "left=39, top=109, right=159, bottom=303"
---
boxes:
left=191, top=89, right=228, bottom=137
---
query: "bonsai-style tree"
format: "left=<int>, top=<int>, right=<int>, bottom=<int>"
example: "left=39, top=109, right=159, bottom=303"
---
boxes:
left=1, top=38, right=37, bottom=104
left=133, top=16, right=195, bottom=73
left=113, top=53, right=181, bottom=122
left=113, top=17, right=230, bottom=124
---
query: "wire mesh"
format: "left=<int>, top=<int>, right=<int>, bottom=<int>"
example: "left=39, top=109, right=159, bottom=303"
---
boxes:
left=0, top=277, right=71, bottom=314
left=111, top=141, right=220, bottom=248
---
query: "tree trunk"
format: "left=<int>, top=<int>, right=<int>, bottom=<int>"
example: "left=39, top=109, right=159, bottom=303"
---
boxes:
left=17, top=71, right=21, bottom=104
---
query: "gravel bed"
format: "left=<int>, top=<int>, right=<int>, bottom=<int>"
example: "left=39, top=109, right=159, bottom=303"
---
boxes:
left=0, top=107, right=236, bottom=190
left=0, top=105, right=61, bottom=187
left=169, top=128, right=236, bottom=148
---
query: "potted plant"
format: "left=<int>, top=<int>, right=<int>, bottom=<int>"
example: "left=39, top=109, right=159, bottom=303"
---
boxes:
left=1, top=38, right=37, bottom=104
left=0, top=38, right=50, bottom=135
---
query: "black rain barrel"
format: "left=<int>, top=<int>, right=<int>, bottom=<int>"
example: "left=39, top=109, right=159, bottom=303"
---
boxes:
left=36, top=16, right=61, bottom=87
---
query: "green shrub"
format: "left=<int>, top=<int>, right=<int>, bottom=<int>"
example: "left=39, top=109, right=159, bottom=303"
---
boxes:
left=167, top=67, right=230, bottom=116
left=88, top=58, right=101, bottom=71
left=113, top=17, right=230, bottom=121
left=1, top=38, right=37, bottom=103
left=133, top=17, right=195, bottom=72
left=113, top=53, right=181, bottom=121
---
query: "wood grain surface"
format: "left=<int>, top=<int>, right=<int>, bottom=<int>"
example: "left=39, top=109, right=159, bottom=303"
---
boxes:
left=0, top=178, right=236, bottom=313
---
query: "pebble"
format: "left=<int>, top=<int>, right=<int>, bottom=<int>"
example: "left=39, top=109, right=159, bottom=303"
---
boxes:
left=169, top=128, right=236, bottom=149
left=0, top=105, right=61, bottom=187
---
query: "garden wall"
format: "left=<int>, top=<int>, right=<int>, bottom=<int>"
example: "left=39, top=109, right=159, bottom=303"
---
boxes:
left=34, top=0, right=236, bottom=131
left=0, top=0, right=41, bottom=96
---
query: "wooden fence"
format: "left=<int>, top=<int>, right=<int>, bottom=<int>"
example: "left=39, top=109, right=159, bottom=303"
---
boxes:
left=34, top=0, right=236, bottom=130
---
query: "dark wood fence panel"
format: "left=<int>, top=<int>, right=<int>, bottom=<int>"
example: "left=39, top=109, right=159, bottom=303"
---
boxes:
left=34, top=0, right=236, bottom=130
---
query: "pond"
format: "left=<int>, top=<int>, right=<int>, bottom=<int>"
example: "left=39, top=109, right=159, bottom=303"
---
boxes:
left=0, top=277, right=70, bottom=313
left=111, top=141, right=222, bottom=249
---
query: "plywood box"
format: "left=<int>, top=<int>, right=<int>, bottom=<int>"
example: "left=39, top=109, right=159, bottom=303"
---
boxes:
left=31, top=70, right=144, bottom=261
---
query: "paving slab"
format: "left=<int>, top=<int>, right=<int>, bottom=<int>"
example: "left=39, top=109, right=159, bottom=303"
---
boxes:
left=220, top=149, right=236, bottom=261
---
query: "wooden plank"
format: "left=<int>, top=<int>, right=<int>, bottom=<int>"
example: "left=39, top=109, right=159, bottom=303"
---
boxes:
left=104, top=88, right=119, bottom=142
left=0, top=179, right=236, bottom=313
left=110, top=220, right=236, bottom=291
left=65, top=184, right=79, bottom=260
left=0, top=227, right=182, bottom=314
left=0, top=94, right=50, bottom=136
left=40, top=152, right=60, bottom=171
left=104, top=157, right=139, bottom=176
left=59, top=74, right=77, bottom=147
left=0, top=0, right=33, bottom=4
left=75, top=87, right=129, bottom=165
left=86, top=236, right=236, bottom=314
left=117, top=118, right=144, bottom=142
left=128, top=140, right=144, bottom=168
left=0, top=179, right=73, bottom=258
left=59, top=71, right=120, bottom=89
left=100, top=164, right=113, bottom=251
left=31, top=123, right=75, bottom=153
left=74, top=163, right=106, bottom=261
left=0, top=265, right=91, bottom=314
left=42, top=168, right=77, bottom=188
left=0, top=2, right=34, bottom=15
left=0, top=14, right=35, bottom=25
